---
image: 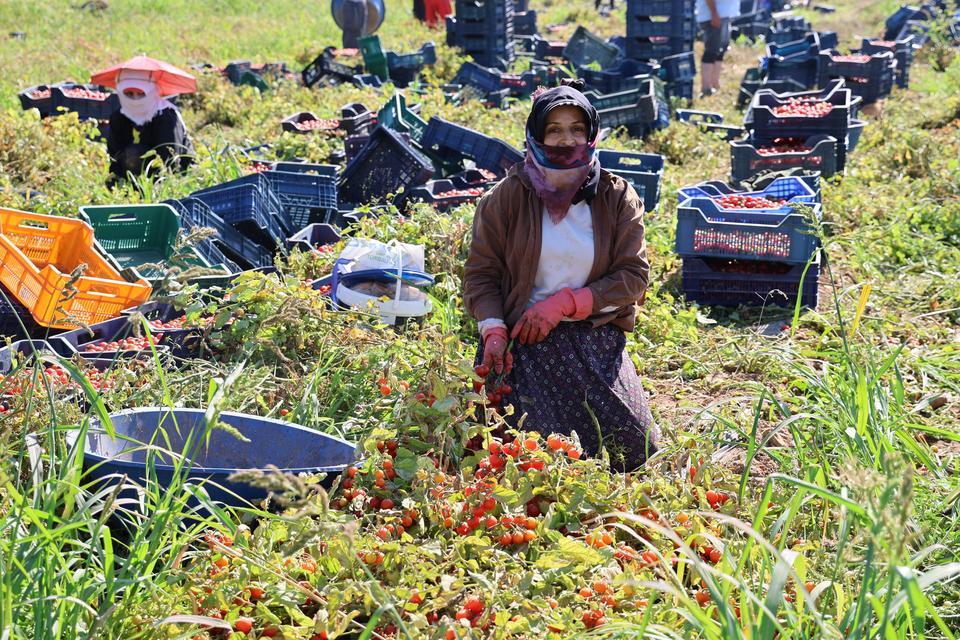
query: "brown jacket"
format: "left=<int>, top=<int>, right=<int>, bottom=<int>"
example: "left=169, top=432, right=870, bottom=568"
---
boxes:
left=464, top=163, right=649, bottom=333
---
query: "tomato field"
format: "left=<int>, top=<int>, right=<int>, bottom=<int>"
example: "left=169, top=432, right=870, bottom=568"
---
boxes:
left=1, top=0, right=960, bottom=639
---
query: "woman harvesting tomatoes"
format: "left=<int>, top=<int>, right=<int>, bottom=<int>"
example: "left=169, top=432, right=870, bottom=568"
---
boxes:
left=464, top=80, right=658, bottom=472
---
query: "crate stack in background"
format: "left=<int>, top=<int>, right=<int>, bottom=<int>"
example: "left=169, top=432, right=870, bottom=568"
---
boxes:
left=446, top=0, right=516, bottom=70
left=624, top=0, right=697, bottom=101
left=675, top=176, right=822, bottom=309
left=731, top=0, right=773, bottom=41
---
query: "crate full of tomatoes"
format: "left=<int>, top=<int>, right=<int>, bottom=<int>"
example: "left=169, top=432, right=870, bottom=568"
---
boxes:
left=52, top=83, right=119, bottom=121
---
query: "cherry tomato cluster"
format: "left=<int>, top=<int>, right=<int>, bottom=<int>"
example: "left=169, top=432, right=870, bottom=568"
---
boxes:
left=452, top=596, right=488, bottom=631
left=831, top=53, right=872, bottom=63
left=149, top=315, right=187, bottom=331
left=331, top=47, right=359, bottom=57
left=62, top=87, right=110, bottom=100
left=312, top=243, right=335, bottom=253
left=771, top=98, right=833, bottom=118
left=692, top=229, right=793, bottom=259
left=871, top=40, right=896, bottom=47
left=0, top=362, right=118, bottom=394
left=248, top=161, right=273, bottom=173
left=705, top=489, right=730, bottom=510
left=315, top=283, right=332, bottom=295
left=715, top=194, right=786, bottom=209
left=375, top=376, right=409, bottom=397
left=81, top=335, right=157, bottom=353
left=30, top=88, right=51, bottom=99
left=0, top=400, right=9, bottom=414
left=472, top=364, right=512, bottom=407
left=757, top=138, right=813, bottom=155
left=494, top=515, right=539, bottom=547
left=435, top=187, right=485, bottom=200
left=293, top=118, right=340, bottom=131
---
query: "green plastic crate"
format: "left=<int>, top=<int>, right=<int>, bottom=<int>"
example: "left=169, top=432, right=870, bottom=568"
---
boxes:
left=359, top=35, right=389, bottom=81
left=79, top=204, right=233, bottom=288
left=377, top=93, right=427, bottom=143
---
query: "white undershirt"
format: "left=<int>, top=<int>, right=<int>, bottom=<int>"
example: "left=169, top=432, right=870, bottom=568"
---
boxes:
left=528, top=202, right=595, bottom=306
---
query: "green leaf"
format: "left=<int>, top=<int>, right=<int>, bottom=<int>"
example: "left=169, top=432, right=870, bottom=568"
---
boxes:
left=535, top=534, right=603, bottom=570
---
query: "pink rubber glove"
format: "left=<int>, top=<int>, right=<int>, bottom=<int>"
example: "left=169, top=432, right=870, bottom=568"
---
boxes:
left=510, top=288, right=593, bottom=345
left=482, top=326, right=513, bottom=375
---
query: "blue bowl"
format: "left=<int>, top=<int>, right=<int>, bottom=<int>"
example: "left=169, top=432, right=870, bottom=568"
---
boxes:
left=68, top=408, right=357, bottom=508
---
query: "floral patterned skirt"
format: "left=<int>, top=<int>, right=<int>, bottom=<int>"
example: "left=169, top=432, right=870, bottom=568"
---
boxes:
left=477, top=321, right=658, bottom=471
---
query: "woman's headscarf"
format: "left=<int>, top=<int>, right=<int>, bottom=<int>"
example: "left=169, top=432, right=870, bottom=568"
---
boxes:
left=116, top=69, right=173, bottom=126
left=524, top=79, right=602, bottom=223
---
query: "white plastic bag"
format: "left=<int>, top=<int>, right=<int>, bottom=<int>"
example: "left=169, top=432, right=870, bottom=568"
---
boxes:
left=334, top=238, right=429, bottom=325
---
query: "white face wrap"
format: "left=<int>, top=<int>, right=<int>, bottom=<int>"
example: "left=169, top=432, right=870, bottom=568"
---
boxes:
left=116, top=69, right=163, bottom=125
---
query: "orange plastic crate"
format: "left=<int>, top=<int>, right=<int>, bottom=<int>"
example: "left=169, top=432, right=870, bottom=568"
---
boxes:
left=0, top=208, right=152, bottom=329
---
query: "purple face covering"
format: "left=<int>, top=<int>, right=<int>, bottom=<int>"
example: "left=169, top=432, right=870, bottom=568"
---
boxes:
left=524, top=134, right=598, bottom=223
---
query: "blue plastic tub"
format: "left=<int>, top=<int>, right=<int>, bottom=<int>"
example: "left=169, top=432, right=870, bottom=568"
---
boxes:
left=67, top=408, right=358, bottom=508
left=675, top=197, right=821, bottom=263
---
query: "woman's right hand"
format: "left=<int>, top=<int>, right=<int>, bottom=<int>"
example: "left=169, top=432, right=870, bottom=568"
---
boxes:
left=482, top=327, right=513, bottom=375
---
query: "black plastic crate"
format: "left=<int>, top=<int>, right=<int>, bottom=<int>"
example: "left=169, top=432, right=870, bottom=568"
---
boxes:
left=564, top=26, right=622, bottom=69
left=52, top=83, right=119, bottom=121
left=730, top=134, right=839, bottom=182
left=624, top=36, right=694, bottom=60
left=667, top=79, right=694, bottom=100
left=422, top=117, right=523, bottom=178
left=339, top=102, right=374, bottom=136
left=681, top=256, right=819, bottom=308
left=818, top=51, right=896, bottom=103
left=765, top=57, right=819, bottom=91
left=453, top=61, right=504, bottom=94
left=302, top=47, right=361, bottom=87
left=338, top=126, right=434, bottom=207
left=344, top=134, right=370, bottom=163
left=256, top=169, right=339, bottom=230
left=456, top=0, right=512, bottom=22
left=596, top=149, right=664, bottom=211
left=0, top=284, right=42, bottom=340
left=860, top=36, right=915, bottom=89
left=409, top=179, right=486, bottom=211
left=534, top=36, right=566, bottom=60
left=18, top=84, right=57, bottom=117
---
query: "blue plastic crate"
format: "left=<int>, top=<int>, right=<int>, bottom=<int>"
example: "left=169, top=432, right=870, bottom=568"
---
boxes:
left=681, top=255, right=819, bottom=308
left=453, top=61, right=504, bottom=94
left=764, top=56, right=820, bottom=90
left=409, top=179, right=486, bottom=211
left=422, top=117, right=522, bottom=178
left=625, top=0, right=695, bottom=17
left=818, top=51, right=896, bottom=104
left=0, top=284, right=42, bottom=340
left=730, top=135, right=839, bottom=182
left=884, top=5, right=927, bottom=40
left=579, top=58, right=660, bottom=94
left=534, top=36, right=566, bottom=59
left=585, top=81, right=660, bottom=128
left=766, top=33, right=821, bottom=61
left=286, top=223, right=341, bottom=252
left=676, top=197, right=821, bottom=263
left=660, top=51, right=696, bottom=82
left=596, top=149, right=664, bottom=211
left=624, top=36, right=694, bottom=60
left=627, top=15, right=697, bottom=39
left=338, top=126, right=434, bottom=207
left=456, top=0, right=512, bottom=22
left=52, top=83, right=119, bottom=121
left=164, top=198, right=275, bottom=270
left=746, top=84, right=854, bottom=143
left=0, top=339, right=54, bottom=376
left=564, top=26, right=622, bottom=69
left=197, top=172, right=290, bottom=232
left=860, top=36, right=916, bottom=88
left=190, top=183, right=287, bottom=251
left=514, top=10, right=537, bottom=36
left=256, top=169, right=338, bottom=230
left=387, top=42, right=437, bottom=70
left=678, top=176, right=818, bottom=207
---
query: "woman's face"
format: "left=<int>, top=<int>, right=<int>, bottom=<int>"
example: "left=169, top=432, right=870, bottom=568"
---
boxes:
left=543, top=105, right=588, bottom=147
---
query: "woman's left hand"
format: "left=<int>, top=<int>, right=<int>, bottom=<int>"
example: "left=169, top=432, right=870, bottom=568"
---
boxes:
left=511, top=288, right=587, bottom=345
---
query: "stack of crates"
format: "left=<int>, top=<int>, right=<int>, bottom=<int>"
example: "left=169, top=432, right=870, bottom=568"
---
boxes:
left=817, top=50, right=896, bottom=104
left=446, top=0, right=516, bottom=70
left=675, top=177, right=822, bottom=308
left=743, top=82, right=862, bottom=172
left=624, top=0, right=696, bottom=62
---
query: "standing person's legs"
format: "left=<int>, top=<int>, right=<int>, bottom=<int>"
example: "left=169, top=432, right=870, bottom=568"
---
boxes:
left=700, top=18, right=731, bottom=94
